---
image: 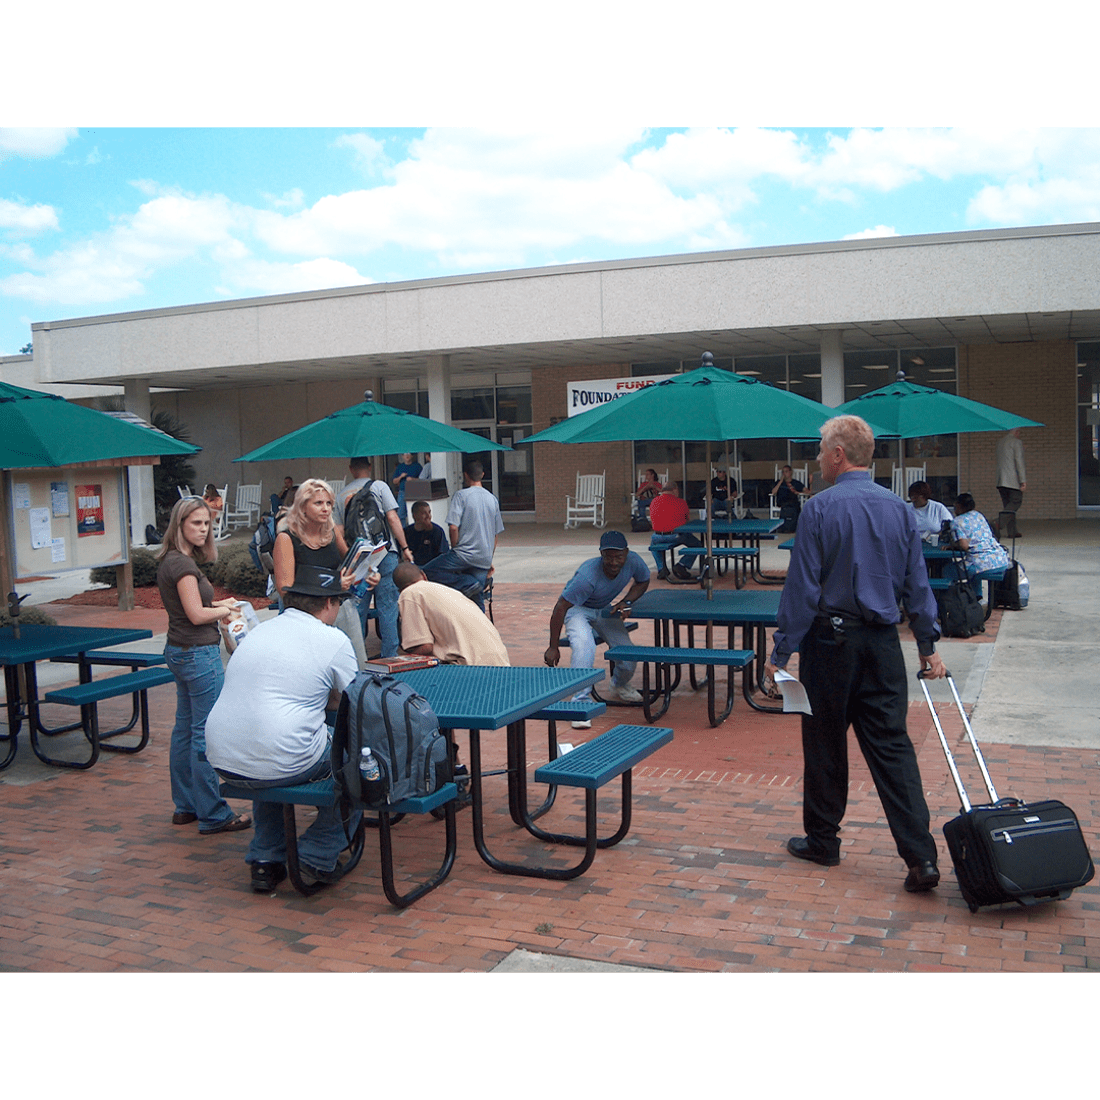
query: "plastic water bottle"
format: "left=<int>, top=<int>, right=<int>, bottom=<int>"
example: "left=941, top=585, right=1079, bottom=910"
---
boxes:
left=359, top=746, right=380, bottom=782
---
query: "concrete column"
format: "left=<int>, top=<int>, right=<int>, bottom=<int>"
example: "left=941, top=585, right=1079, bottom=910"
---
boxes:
left=123, top=378, right=156, bottom=546
left=820, top=329, right=845, bottom=408
left=425, top=354, right=456, bottom=519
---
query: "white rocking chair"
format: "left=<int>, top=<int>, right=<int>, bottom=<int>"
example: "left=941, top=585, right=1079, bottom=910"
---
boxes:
left=769, top=465, right=808, bottom=520
left=564, top=471, right=606, bottom=529
left=225, top=481, right=263, bottom=529
left=212, top=484, right=230, bottom=541
left=891, top=464, right=926, bottom=498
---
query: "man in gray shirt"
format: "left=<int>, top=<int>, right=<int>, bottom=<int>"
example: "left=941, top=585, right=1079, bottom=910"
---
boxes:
left=995, top=428, right=1027, bottom=537
left=422, top=459, right=503, bottom=612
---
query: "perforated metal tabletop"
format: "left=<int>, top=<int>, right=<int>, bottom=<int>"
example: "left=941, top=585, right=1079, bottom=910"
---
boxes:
left=392, top=665, right=603, bottom=730
left=630, top=589, right=782, bottom=624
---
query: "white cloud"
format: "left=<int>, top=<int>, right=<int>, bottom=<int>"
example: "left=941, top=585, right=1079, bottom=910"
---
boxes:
left=0, top=127, right=77, bottom=160
left=0, top=191, right=245, bottom=305
left=252, top=127, right=744, bottom=266
left=967, top=172, right=1100, bottom=225
left=215, top=256, right=371, bottom=297
left=335, top=133, right=389, bottom=176
left=261, top=187, right=306, bottom=209
left=0, top=199, right=60, bottom=234
left=842, top=225, right=899, bottom=240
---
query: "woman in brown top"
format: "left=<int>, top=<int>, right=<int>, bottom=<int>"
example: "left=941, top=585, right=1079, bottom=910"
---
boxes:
left=155, top=497, right=251, bottom=834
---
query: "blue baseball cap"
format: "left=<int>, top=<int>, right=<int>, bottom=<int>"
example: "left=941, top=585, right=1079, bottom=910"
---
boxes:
left=599, top=530, right=628, bottom=551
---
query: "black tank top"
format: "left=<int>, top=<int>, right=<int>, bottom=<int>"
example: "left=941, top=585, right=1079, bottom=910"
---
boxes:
left=289, top=531, right=341, bottom=570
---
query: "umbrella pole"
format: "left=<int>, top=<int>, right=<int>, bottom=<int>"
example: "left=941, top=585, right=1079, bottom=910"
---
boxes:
left=705, top=441, right=714, bottom=606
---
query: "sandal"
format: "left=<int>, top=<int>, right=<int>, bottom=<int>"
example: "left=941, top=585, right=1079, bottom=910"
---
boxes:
left=200, top=813, right=252, bottom=835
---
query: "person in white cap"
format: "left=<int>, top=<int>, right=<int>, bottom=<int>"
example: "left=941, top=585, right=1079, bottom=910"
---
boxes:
left=544, top=530, right=650, bottom=727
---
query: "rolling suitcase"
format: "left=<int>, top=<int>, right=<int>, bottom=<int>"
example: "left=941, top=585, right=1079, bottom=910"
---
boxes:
left=918, top=671, right=1094, bottom=913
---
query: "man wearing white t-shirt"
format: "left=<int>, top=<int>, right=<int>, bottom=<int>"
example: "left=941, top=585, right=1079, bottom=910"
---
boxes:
left=206, top=563, right=360, bottom=894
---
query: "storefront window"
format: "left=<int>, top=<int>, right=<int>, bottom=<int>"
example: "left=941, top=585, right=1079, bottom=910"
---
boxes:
left=1077, top=342, right=1100, bottom=507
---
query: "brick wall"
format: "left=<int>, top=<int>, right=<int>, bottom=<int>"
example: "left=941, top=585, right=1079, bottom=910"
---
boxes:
left=958, top=340, right=1077, bottom=519
left=531, top=364, right=636, bottom=526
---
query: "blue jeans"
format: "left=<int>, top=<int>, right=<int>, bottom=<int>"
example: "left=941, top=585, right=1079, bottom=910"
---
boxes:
left=217, top=750, right=361, bottom=873
left=422, top=549, right=487, bottom=610
left=564, top=605, right=635, bottom=698
left=648, top=532, right=702, bottom=572
left=164, top=643, right=234, bottom=829
left=359, top=549, right=400, bottom=657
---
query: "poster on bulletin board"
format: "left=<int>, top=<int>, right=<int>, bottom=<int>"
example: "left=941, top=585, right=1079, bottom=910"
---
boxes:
left=76, top=484, right=106, bottom=537
left=5, top=467, right=128, bottom=577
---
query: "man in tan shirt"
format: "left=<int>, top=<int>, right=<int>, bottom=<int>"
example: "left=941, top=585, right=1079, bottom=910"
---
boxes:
left=394, top=563, right=509, bottom=666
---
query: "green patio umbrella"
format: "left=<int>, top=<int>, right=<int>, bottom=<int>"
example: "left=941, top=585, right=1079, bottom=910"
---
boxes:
left=524, top=357, right=870, bottom=599
left=1, top=379, right=201, bottom=614
left=523, top=363, right=860, bottom=444
left=829, top=375, right=1044, bottom=439
left=0, top=380, right=200, bottom=469
left=828, top=372, right=1044, bottom=487
left=235, top=391, right=509, bottom=463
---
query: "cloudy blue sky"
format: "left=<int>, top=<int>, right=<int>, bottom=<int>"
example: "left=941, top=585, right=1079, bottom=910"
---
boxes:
left=6, top=125, right=1100, bottom=356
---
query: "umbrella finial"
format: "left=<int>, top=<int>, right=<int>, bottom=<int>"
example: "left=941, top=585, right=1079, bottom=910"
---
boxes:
left=896, top=369, right=907, bottom=383
left=364, top=390, right=374, bottom=402
left=700, top=351, right=713, bottom=368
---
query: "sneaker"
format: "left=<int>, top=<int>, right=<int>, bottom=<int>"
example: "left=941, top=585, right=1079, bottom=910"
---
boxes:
left=672, top=563, right=693, bottom=580
left=571, top=719, right=591, bottom=729
left=609, top=685, right=642, bottom=704
left=250, top=861, right=287, bottom=894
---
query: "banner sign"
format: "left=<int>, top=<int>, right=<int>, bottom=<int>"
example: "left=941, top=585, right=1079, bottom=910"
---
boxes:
left=566, top=374, right=675, bottom=417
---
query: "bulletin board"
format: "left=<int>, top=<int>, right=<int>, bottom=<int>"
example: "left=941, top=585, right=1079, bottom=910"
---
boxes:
left=5, top=467, right=129, bottom=577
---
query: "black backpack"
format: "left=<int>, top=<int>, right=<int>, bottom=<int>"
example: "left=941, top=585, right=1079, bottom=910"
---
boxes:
left=937, top=581, right=985, bottom=638
left=249, top=512, right=278, bottom=573
left=343, top=479, right=388, bottom=545
left=331, top=672, right=451, bottom=815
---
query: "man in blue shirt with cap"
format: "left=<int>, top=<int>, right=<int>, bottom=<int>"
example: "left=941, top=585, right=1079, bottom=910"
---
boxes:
left=766, top=414, right=946, bottom=894
left=544, top=530, right=651, bottom=727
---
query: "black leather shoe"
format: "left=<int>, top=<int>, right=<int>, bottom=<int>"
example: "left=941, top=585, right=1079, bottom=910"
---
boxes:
left=786, top=836, right=840, bottom=867
left=250, top=861, right=287, bottom=894
left=904, top=861, right=940, bottom=892
left=300, top=861, right=344, bottom=885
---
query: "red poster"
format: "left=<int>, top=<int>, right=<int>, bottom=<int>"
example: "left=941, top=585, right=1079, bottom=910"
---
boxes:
left=76, top=484, right=105, bottom=537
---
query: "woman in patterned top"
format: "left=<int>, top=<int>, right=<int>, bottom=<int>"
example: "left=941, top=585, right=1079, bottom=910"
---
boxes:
left=948, top=492, right=1010, bottom=586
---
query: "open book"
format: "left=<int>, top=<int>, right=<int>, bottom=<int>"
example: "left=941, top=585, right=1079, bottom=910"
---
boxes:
left=341, top=538, right=389, bottom=583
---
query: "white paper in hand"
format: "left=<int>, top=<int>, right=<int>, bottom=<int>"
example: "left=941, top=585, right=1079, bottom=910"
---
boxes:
left=773, top=669, right=813, bottom=715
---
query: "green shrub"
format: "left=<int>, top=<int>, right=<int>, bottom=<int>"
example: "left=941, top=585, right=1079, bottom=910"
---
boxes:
left=200, top=542, right=268, bottom=599
left=89, top=548, right=160, bottom=588
left=0, top=605, right=58, bottom=627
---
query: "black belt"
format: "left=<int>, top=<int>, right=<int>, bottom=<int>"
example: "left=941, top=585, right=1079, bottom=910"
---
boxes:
left=815, top=614, right=890, bottom=629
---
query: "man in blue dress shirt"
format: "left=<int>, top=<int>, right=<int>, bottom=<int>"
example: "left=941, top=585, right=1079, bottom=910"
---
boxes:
left=766, top=415, right=947, bottom=894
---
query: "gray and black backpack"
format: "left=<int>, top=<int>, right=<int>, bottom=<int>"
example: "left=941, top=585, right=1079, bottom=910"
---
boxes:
left=331, top=672, right=451, bottom=816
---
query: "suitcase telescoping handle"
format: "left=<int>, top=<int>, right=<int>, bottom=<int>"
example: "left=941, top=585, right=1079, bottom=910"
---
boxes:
left=917, top=670, right=1000, bottom=812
